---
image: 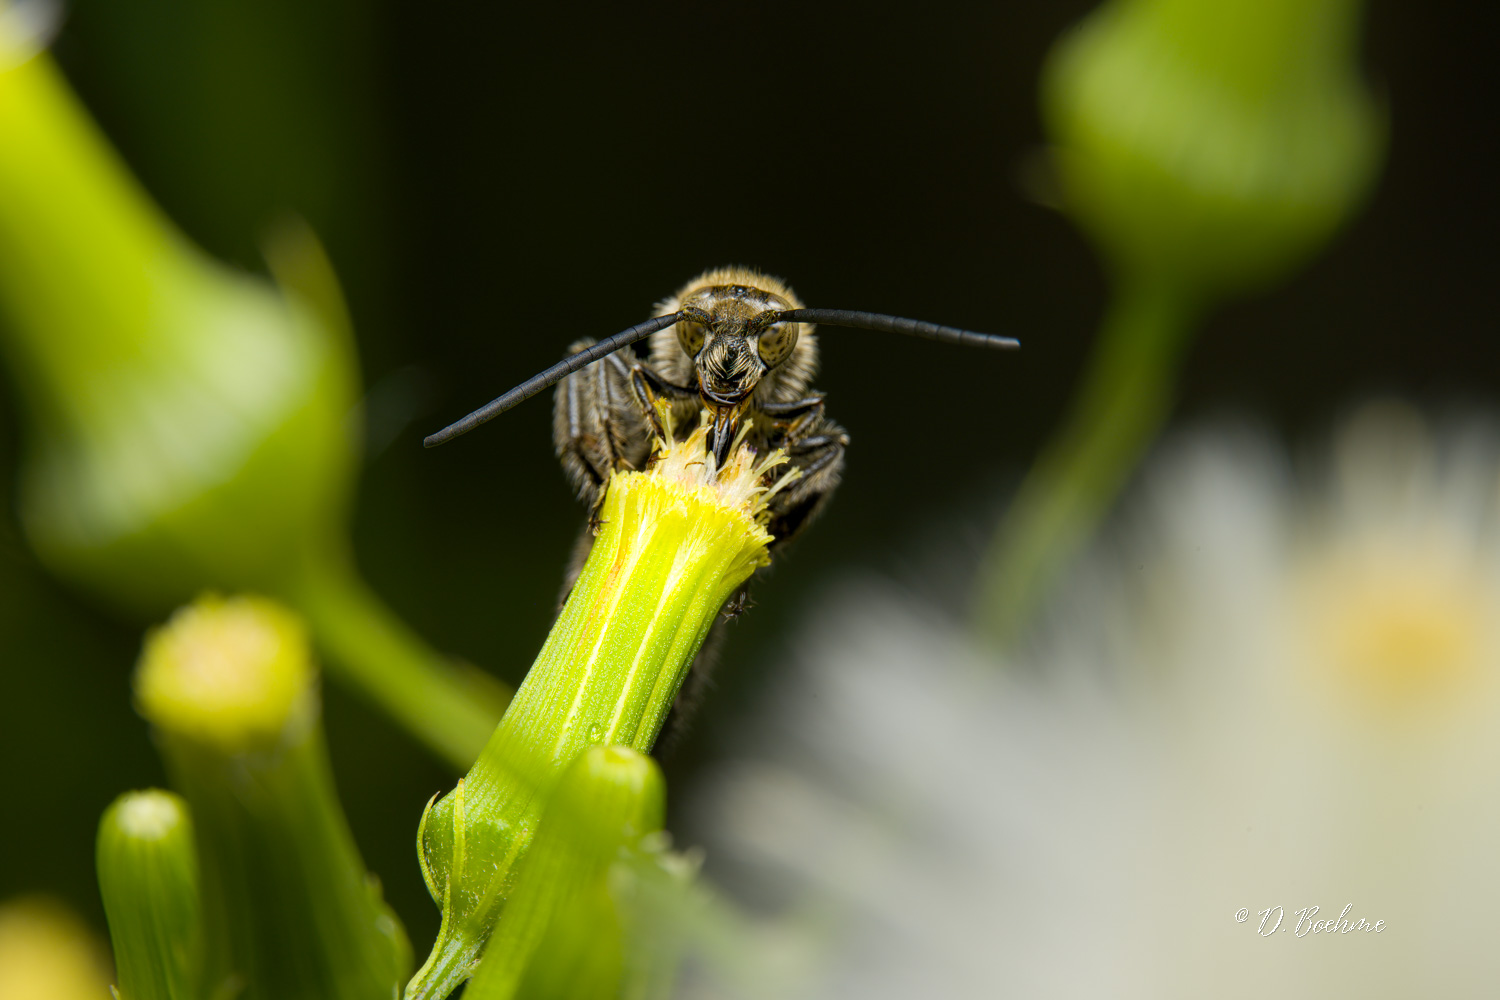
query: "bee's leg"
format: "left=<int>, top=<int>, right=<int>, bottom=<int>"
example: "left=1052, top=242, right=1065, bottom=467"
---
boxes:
left=553, top=341, right=655, bottom=599
left=760, top=394, right=826, bottom=425
left=760, top=395, right=832, bottom=447
left=628, top=364, right=698, bottom=441
left=658, top=410, right=839, bottom=748
left=765, top=419, right=849, bottom=546
left=754, top=394, right=850, bottom=541
left=552, top=339, right=653, bottom=509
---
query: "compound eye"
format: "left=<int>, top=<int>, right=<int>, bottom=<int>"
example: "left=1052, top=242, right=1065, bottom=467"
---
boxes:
left=756, top=322, right=798, bottom=366
left=677, top=320, right=706, bottom=357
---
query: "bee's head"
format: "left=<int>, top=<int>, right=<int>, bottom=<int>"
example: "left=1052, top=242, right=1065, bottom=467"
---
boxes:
left=676, top=283, right=804, bottom=405
left=666, top=279, right=809, bottom=465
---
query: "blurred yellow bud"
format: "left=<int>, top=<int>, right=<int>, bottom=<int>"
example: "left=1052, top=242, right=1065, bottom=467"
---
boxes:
left=135, top=595, right=411, bottom=1000
left=1042, top=0, right=1384, bottom=296
left=0, top=44, right=358, bottom=614
left=136, top=594, right=314, bottom=752
left=0, top=896, right=113, bottom=1000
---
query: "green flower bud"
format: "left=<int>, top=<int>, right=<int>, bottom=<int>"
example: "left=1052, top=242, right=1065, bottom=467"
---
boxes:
left=407, top=418, right=793, bottom=1000
left=0, top=31, right=507, bottom=766
left=1042, top=0, right=1383, bottom=295
left=96, top=790, right=201, bottom=1000
left=136, top=594, right=410, bottom=1000
left=0, top=44, right=357, bottom=612
left=464, top=745, right=665, bottom=1000
left=978, top=0, right=1385, bottom=641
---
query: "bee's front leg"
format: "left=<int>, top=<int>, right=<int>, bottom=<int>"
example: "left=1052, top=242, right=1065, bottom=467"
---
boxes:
left=628, top=364, right=698, bottom=443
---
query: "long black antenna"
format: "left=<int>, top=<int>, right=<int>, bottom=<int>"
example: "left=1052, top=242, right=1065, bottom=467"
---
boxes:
left=423, top=312, right=684, bottom=448
left=771, top=309, right=1021, bottom=351
left=424, top=306, right=1020, bottom=448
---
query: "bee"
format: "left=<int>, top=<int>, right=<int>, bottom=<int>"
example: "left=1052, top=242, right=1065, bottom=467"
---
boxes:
left=425, top=266, right=1018, bottom=548
left=426, top=267, right=1017, bottom=740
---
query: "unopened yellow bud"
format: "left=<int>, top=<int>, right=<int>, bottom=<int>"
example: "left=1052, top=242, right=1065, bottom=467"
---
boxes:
left=136, top=594, right=312, bottom=751
left=135, top=596, right=410, bottom=1000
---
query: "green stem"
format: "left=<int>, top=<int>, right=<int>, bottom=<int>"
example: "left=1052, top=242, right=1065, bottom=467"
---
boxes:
left=287, top=554, right=511, bottom=771
left=159, top=719, right=408, bottom=1000
left=974, top=278, right=1195, bottom=644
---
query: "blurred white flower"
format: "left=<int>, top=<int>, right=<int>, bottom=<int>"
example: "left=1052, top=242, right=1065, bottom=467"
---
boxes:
left=692, top=402, right=1500, bottom=998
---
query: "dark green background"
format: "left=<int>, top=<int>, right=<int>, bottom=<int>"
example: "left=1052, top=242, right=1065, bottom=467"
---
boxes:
left=2, top=0, right=1494, bottom=955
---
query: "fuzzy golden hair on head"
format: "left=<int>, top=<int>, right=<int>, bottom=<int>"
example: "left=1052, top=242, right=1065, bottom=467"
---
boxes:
left=648, top=266, right=819, bottom=406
